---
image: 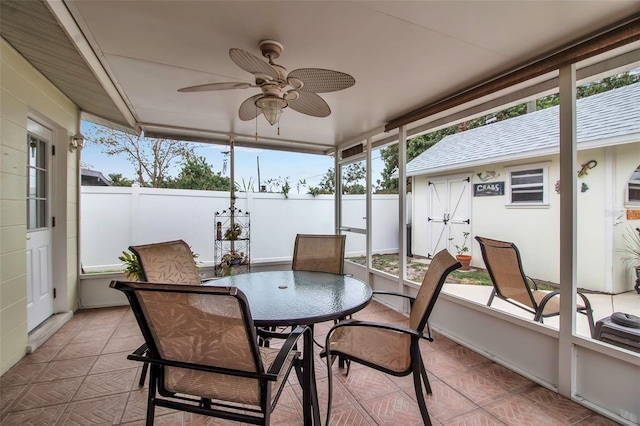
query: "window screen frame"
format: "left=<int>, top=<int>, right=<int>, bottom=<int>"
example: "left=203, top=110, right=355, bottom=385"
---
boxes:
left=505, top=162, right=550, bottom=207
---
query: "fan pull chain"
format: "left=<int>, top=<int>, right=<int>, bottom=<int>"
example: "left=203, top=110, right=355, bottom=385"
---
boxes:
left=277, top=116, right=281, bottom=136
left=255, top=107, right=259, bottom=141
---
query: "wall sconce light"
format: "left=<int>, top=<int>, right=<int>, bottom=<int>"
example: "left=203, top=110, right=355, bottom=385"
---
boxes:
left=70, top=134, right=86, bottom=152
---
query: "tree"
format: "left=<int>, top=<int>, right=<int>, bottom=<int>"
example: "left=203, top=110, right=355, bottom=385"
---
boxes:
left=87, top=126, right=195, bottom=188
left=108, top=173, right=133, bottom=187
left=307, top=163, right=366, bottom=195
left=164, top=156, right=230, bottom=190
left=376, top=128, right=456, bottom=193
left=376, top=71, right=640, bottom=192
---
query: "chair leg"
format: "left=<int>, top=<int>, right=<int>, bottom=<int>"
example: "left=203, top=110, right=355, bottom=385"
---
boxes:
left=419, top=357, right=432, bottom=395
left=577, top=292, right=596, bottom=338
left=139, top=362, right=148, bottom=387
left=146, top=366, right=157, bottom=426
left=411, top=357, right=432, bottom=426
left=487, top=288, right=497, bottom=306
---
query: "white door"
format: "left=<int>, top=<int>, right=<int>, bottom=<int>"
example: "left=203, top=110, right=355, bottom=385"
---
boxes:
left=26, top=120, right=54, bottom=331
left=427, top=175, right=471, bottom=257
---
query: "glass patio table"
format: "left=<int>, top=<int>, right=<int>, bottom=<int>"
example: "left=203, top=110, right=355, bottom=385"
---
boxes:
left=208, top=270, right=372, bottom=425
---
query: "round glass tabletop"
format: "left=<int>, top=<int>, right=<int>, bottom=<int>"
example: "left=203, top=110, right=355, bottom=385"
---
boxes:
left=208, top=270, right=372, bottom=326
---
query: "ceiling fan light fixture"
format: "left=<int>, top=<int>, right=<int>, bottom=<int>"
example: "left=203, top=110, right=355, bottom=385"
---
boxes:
left=256, top=96, right=288, bottom=125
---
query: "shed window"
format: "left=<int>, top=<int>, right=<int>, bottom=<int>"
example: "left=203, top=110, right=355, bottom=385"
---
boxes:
left=628, top=165, right=640, bottom=204
left=505, top=163, right=548, bottom=206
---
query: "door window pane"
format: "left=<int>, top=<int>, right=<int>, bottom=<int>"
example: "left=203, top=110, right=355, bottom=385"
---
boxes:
left=26, top=134, right=47, bottom=230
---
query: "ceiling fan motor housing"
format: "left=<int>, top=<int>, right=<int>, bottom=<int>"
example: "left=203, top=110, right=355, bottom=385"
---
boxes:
left=259, top=39, right=283, bottom=60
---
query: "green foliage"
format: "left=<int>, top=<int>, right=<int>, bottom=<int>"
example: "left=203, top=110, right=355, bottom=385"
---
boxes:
left=108, top=173, right=134, bottom=187
left=164, top=155, right=230, bottom=190
left=86, top=125, right=195, bottom=188
left=307, top=163, right=366, bottom=195
left=375, top=72, right=640, bottom=194
left=224, top=223, right=242, bottom=240
left=449, top=231, right=470, bottom=255
left=264, top=176, right=291, bottom=198
left=619, top=226, right=640, bottom=268
left=307, top=168, right=335, bottom=195
left=118, top=250, right=142, bottom=281
left=376, top=129, right=455, bottom=193
left=235, top=177, right=254, bottom=192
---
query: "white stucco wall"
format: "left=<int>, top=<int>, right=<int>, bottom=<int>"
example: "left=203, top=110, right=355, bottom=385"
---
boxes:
left=0, top=40, right=80, bottom=375
left=411, top=142, right=640, bottom=293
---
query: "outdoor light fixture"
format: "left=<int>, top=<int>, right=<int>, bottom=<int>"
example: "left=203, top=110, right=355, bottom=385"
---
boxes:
left=255, top=95, right=288, bottom=125
left=70, top=134, right=86, bottom=151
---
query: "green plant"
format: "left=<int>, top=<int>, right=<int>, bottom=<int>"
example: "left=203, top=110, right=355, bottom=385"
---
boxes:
left=224, top=223, right=242, bottom=240
left=219, top=251, right=247, bottom=276
left=619, top=226, right=640, bottom=268
left=449, top=231, right=470, bottom=256
left=119, top=250, right=142, bottom=281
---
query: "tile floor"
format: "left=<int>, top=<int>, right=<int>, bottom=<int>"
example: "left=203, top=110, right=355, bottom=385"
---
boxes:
left=0, top=301, right=621, bottom=425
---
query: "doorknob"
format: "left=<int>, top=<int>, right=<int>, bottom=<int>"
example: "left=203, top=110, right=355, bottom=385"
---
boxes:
left=26, top=236, right=31, bottom=240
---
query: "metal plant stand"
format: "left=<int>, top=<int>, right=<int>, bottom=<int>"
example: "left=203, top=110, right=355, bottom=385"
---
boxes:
left=214, top=207, right=250, bottom=277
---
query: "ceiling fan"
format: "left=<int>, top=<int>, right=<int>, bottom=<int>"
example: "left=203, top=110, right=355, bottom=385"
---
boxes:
left=178, top=40, right=355, bottom=126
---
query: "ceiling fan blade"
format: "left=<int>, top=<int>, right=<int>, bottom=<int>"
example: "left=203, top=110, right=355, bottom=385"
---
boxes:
left=177, top=82, right=252, bottom=93
left=288, top=91, right=331, bottom=117
left=229, top=48, right=280, bottom=81
left=238, top=95, right=262, bottom=121
left=287, top=68, right=355, bottom=93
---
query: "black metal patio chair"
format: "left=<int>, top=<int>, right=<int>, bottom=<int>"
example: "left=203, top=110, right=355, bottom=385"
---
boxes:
left=111, top=280, right=309, bottom=426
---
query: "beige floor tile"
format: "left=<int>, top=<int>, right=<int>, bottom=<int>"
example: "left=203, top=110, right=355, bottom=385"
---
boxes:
left=54, top=340, right=106, bottom=361
left=1, top=404, right=66, bottom=425
left=1, top=303, right=613, bottom=425
left=56, top=392, right=129, bottom=425
left=35, top=356, right=97, bottom=382
left=361, top=390, right=427, bottom=425
left=8, top=377, right=83, bottom=412
left=73, top=368, right=139, bottom=401
left=484, top=394, right=571, bottom=426
left=441, top=370, right=512, bottom=407
left=441, top=408, right=507, bottom=425
left=521, top=386, right=595, bottom=424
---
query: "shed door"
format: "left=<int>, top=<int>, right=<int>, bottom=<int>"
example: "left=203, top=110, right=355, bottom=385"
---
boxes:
left=427, top=176, right=471, bottom=257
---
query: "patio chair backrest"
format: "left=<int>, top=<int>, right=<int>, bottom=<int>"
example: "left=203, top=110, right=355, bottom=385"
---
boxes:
left=113, top=281, right=266, bottom=405
left=129, top=239, right=201, bottom=284
left=292, top=234, right=346, bottom=275
left=410, top=249, right=461, bottom=331
left=475, top=236, right=536, bottom=309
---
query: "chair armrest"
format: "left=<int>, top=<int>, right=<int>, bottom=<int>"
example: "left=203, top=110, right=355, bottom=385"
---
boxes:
left=525, top=276, right=538, bottom=290
left=327, top=319, right=429, bottom=342
left=133, top=343, right=148, bottom=356
left=266, top=325, right=309, bottom=378
left=537, top=290, right=560, bottom=309
left=127, top=348, right=286, bottom=381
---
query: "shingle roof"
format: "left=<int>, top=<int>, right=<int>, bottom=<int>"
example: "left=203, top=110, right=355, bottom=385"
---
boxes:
left=406, top=82, right=640, bottom=176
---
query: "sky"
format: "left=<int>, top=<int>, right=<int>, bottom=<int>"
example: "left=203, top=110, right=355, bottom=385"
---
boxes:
left=80, top=121, right=385, bottom=192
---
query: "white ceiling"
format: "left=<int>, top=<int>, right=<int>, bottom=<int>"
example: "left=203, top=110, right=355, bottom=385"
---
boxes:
left=57, top=1, right=640, bottom=154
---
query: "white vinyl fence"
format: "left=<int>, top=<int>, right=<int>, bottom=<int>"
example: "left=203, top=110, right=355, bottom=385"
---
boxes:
left=81, top=185, right=402, bottom=272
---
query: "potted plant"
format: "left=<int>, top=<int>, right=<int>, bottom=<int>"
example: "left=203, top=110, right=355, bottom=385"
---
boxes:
left=219, top=251, right=247, bottom=276
left=450, top=231, right=472, bottom=271
left=619, top=226, right=640, bottom=294
left=224, top=223, right=242, bottom=240
left=119, top=250, right=143, bottom=281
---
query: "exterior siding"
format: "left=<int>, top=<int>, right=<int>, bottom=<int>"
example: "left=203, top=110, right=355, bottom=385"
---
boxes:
left=411, top=144, right=640, bottom=293
left=0, top=40, right=80, bottom=375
